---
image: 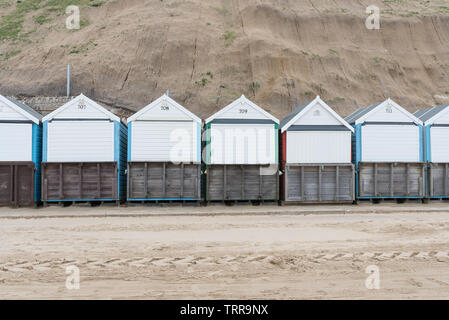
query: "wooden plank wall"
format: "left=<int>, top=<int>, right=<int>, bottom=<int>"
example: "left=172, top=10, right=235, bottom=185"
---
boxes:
left=128, top=162, right=201, bottom=200
left=42, top=162, right=118, bottom=201
left=206, top=165, right=279, bottom=201
left=284, top=164, right=354, bottom=203
left=358, top=162, right=425, bottom=198
left=0, top=162, right=34, bottom=206
left=428, top=163, right=449, bottom=198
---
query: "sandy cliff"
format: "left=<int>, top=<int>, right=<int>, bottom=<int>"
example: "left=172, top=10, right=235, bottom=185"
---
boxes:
left=1, top=0, right=449, bottom=119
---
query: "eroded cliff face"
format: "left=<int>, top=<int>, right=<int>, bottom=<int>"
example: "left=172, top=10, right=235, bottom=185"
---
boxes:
left=1, top=0, right=449, bottom=119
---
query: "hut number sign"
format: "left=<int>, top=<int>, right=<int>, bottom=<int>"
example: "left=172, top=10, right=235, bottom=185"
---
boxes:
left=239, top=102, right=248, bottom=114
left=78, top=100, right=87, bottom=110
left=161, top=105, right=170, bottom=111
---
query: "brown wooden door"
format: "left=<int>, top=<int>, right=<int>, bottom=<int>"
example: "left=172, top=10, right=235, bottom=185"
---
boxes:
left=42, top=162, right=118, bottom=201
left=0, top=163, right=34, bottom=207
left=0, top=165, right=13, bottom=206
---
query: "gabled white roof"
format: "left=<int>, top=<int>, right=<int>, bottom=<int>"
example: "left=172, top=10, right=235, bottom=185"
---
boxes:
left=42, top=94, right=120, bottom=122
left=205, top=95, right=279, bottom=124
left=354, top=98, right=422, bottom=125
left=0, top=95, right=42, bottom=124
left=127, top=94, right=201, bottom=123
left=280, top=96, right=354, bottom=133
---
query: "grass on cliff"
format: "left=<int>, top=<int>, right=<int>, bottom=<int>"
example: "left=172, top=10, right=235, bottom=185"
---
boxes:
left=0, top=0, right=103, bottom=41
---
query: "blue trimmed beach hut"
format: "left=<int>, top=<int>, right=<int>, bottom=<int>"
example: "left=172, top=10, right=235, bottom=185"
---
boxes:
left=126, top=94, right=202, bottom=201
left=0, top=95, right=42, bottom=206
left=345, top=98, right=425, bottom=199
left=415, top=105, right=449, bottom=198
left=41, top=94, right=127, bottom=203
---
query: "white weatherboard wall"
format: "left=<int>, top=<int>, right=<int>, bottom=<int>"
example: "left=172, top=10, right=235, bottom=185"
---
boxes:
left=0, top=123, right=32, bottom=161
left=131, top=121, right=198, bottom=162
left=287, top=131, right=351, bottom=163
left=210, top=123, right=276, bottom=164
left=362, top=125, right=420, bottom=162
left=424, top=108, right=449, bottom=163
left=47, top=121, right=114, bottom=162
left=430, top=127, right=449, bottom=163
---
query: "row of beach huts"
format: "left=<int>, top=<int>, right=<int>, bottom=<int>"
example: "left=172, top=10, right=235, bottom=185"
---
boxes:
left=1, top=92, right=449, bottom=207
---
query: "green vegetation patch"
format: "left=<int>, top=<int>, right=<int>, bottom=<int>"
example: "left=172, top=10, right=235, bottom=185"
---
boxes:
left=249, top=81, right=260, bottom=95
left=0, top=1, right=11, bottom=8
left=45, top=0, right=101, bottom=13
left=33, top=14, right=52, bottom=25
left=2, top=49, right=21, bottom=60
left=0, top=0, right=103, bottom=41
left=0, top=11, right=25, bottom=41
left=222, top=30, right=237, bottom=47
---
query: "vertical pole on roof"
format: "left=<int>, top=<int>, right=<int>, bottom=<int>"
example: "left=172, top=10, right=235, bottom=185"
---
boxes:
left=166, top=90, right=170, bottom=97
left=67, top=65, right=71, bottom=97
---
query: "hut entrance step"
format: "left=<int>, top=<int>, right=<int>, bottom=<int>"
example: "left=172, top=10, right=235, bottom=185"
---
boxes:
left=0, top=162, right=35, bottom=207
left=126, top=199, right=201, bottom=207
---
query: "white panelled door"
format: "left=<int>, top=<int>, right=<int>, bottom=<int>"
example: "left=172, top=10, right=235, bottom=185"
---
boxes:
left=362, top=124, right=420, bottom=162
left=47, top=121, right=114, bottom=162
left=286, top=131, right=351, bottom=164
left=0, top=123, right=32, bottom=161
left=430, top=127, right=449, bottom=162
left=131, top=121, right=197, bottom=162
left=210, top=124, right=276, bottom=164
